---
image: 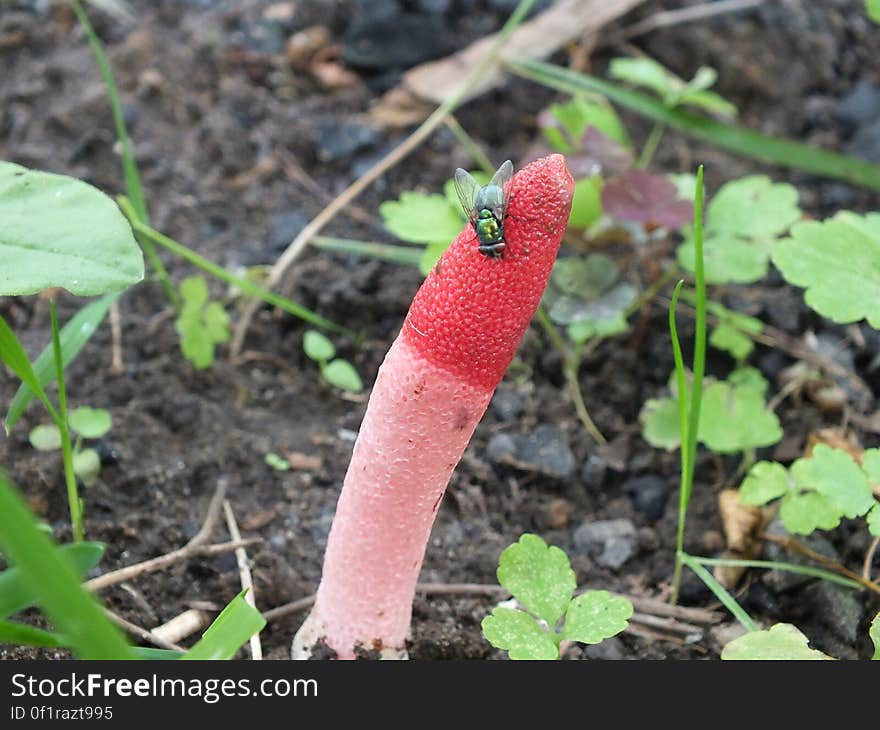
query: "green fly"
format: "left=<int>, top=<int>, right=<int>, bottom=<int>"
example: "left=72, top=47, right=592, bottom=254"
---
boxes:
left=453, top=160, right=513, bottom=258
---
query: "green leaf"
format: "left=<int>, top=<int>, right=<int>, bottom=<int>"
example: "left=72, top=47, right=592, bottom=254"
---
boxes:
left=870, top=612, right=880, bottom=660
left=0, top=161, right=144, bottom=296
left=6, top=293, right=118, bottom=432
left=29, top=423, right=61, bottom=452
left=544, top=97, right=630, bottom=149
left=609, top=57, right=677, bottom=101
left=0, top=472, right=131, bottom=659
left=508, top=60, right=880, bottom=192
left=0, top=542, right=104, bottom=619
left=790, top=445, right=875, bottom=519
left=562, top=591, right=633, bottom=644
left=181, top=590, right=265, bottom=660
left=678, top=231, right=770, bottom=284
left=73, top=448, right=101, bottom=488
left=740, top=461, right=790, bottom=506
left=68, top=406, right=112, bottom=439
left=322, top=359, right=364, bottom=393
left=721, top=623, right=831, bottom=660
left=380, top=192, right=463, bottom=245
left=175, top=275, right=231, bottom=369
left=779, top=492, right=841, bottom=535
left=678, top=176, right=800, bottom=284
left=639, top=396, right=681, bottom=450
left=496, top=534, right=575, bottom=627
left=0, top=620, right=66, bottom=649
left=419, top=242, right=448, bottom=276
left=863, top=448, right=880, bottom=483
left=264, top=452, right=290, bottom=471
left=303, top=330, right=335, bottom=362
left=772, top=213, right=880, bottom=328
left=868, top=503, right=880, bottom=537
left=481, top=607, right=558, bottom=660
left=868, top=0, right=880, bottom=23
left=697, top=379, right=782, bottom=453
left=569, top=176, right=603, bottom=229
left=609, top=57, right=735, bottom=117
left=641, top=372, right=781, bottom=453
left=710, top=323, right=754, bottom=360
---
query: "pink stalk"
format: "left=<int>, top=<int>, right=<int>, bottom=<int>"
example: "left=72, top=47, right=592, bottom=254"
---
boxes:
left=293, top=154, right=574, bottom=659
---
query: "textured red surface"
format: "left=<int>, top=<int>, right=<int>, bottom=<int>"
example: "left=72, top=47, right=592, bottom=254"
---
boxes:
left=403, top=154, right=573, bottom=389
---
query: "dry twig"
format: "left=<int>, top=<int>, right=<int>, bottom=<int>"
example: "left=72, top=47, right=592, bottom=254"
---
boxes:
left=223, top=499, right=262, bottom=660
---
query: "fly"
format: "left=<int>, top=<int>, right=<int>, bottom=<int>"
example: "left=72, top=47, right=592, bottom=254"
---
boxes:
left=453, top=160, right=513, bottom=258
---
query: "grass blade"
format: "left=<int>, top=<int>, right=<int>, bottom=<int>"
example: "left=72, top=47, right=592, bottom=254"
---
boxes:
left=0, top=542, right=105, bottom=618
left=6, top=294, right=118, bottom=431
left=680, top=553, right=758, bottom=632
left=0, top=620, right=67, bottom=649
left=0, top=472, right=131, bottom=659
left=0, top=314, right=58, bottom=427
left=181, top=590, right=265, bottom=660
left=508, top=59, right=880, bottom=191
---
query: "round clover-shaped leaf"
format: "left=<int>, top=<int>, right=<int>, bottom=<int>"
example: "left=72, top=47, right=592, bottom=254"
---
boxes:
left=73, top=448, right=101, bottom=488
left=868, top=503, right=880, bottom=537
left=790, top=445, right=874, bottom=519
left=562, top=591, right=633, bottom=645
left=68, top=407, right=112, bottom=439
left=706, top=176, right=800, bottom=239
left=0, top=161, right=144, bottom=296
left=740, top=461, right=789, bottom=506
left=870, top=612, right=880, bottom=660
left=697, top=380, right=782, bottom=454
left=496, top=534, right=575, bottom=627
left=721, top=623, right=831, bottom=660
left=772, top=214, right=880, bottom=328
left=481, top=607, right=558, bottom=660
left=29, top=424, right=61, bottom=452
left=380, top=192, right=463, bottom=244
left=677, top=232, right=769, bottom=284
left=639, top=396, right=682, bottom=450
left=779, top=492, right=841, bottom=535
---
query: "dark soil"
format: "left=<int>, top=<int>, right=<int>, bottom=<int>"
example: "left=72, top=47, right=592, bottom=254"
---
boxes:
left=2, top=0, right=879, bottom=660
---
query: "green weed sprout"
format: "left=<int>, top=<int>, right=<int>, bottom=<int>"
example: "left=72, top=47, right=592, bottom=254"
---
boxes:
left=739, top=446, right=880, bottom=537
left=29, top=406, right=113, bottom=488
left=721, top=613, right=880, bottom=660
left=482, top=534, right=633, bottom=660
left=175, top=275, right=231, bottom=369
left=303, top=331, right=364, bottom=393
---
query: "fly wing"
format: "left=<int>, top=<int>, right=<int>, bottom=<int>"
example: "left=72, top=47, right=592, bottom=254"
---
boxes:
left=489, top=160, right=514, bottom=218
left=453, top=168, right=481, bottom=223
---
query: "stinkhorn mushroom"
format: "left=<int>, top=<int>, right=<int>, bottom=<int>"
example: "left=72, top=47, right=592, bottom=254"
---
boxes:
left=293, top=154, right=574, bottom=659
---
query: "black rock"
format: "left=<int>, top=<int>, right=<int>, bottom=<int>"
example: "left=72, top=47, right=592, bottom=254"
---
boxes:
left=836, top=81, right=880, bottom=128
left=622, top=473, right=670, bottom=522
left=573, top=519, right=637, bottom=569
left=582, top=636, right=625, bottom=660
left=490, top=388, right=523, bottom=422
left=268, top=211, right=309, bottom=254
left=342, top=8, right=450, bottom=71
left=845, top=119, right=880, bottom=164
left=804, top=581, right=863, bottom=645
left=486, top=424, right=575, bottom=479
left=762, top=519, right=840, bottom=592
left=316, top=118, right=379, bottom=163
left=580, top=455, right=607, bottom=490
left=761, top=287, right=803, bottom=332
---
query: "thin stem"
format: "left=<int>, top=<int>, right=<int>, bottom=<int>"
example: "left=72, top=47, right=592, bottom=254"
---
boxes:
left=679, top=552, right=757, bottom=632
left=690, top=556, right=866, bottom=593
left=118, top=198, right=352, bottom=337
left=68, top=0, right=180, bottom=311
left=637, top=122, right=666, bottom=168
left=444, top=116, right=496, bottom=176
left=534, top=307, right=605, bottom=444
left=50, top=300, right=83, bottom=542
